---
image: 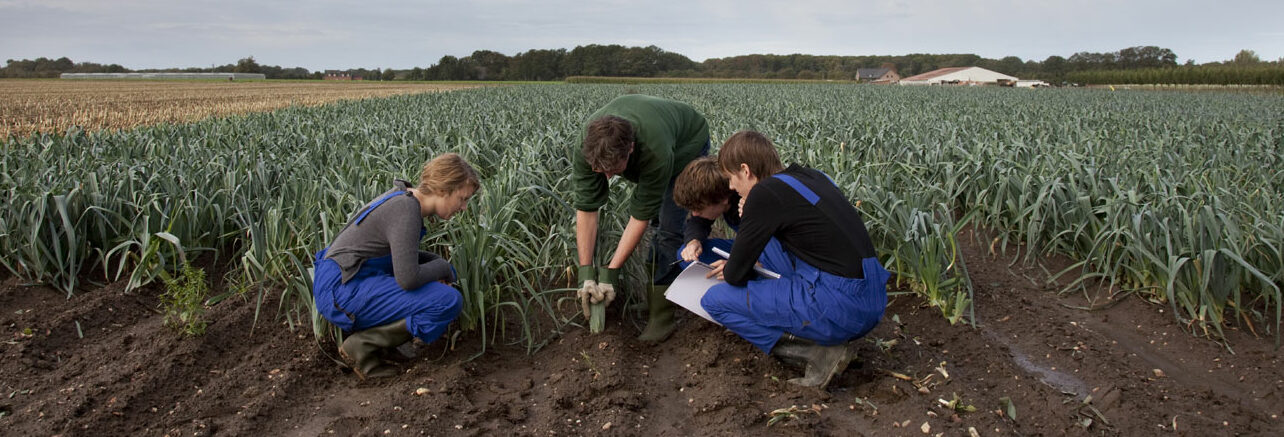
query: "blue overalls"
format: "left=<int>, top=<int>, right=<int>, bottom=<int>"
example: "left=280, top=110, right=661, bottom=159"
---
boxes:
left=699, top=174, right=890, bottom=354
left=312, top=191, right=462, bottom=343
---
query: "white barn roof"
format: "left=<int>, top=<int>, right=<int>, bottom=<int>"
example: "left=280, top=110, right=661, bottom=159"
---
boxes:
left=899, top=67, right=1017, bottom=85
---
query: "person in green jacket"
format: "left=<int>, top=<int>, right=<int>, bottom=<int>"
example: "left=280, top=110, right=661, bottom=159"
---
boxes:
left=572, top=94, right=710, bottom=342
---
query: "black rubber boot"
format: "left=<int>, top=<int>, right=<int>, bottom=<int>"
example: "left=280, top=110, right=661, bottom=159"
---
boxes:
left=637, top=284, right=676, bottom=343
left=339, top=320, right=413, bottom=380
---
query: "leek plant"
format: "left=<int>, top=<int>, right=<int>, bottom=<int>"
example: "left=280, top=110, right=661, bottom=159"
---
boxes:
left=2, top=83, right=1280, bottom=351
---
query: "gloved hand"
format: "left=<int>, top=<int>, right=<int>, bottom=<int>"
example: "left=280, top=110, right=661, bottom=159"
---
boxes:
left=576, top=265, right=598, bottom=320
left=596, top=266, right=619, bottom=306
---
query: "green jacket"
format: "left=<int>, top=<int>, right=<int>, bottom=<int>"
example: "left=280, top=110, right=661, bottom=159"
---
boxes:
left=571, top=95, right=709, bottom=220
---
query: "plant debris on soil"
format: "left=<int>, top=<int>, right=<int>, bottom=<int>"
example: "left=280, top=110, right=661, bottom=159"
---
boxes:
left=1, top=231, right=1281, bottom=436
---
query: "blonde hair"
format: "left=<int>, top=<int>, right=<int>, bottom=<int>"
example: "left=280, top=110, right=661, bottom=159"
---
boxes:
left=418, top=153, right=480, bottom=195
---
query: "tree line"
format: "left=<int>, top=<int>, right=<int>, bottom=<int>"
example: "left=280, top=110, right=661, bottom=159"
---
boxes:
left=1, top=56, right=315, bottom=79
left=5, top=46, right=1281, bottom=84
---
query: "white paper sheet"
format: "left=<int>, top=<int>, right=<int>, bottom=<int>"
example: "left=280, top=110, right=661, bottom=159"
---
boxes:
left=664, top=262, right=722, bottom=325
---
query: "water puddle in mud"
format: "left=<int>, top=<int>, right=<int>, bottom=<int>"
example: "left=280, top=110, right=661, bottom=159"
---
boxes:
left=981, top=328, right=1092, bottom=397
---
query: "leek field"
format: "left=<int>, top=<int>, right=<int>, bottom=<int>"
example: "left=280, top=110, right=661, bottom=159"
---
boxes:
left=3, top=83, right=1282, bottom=351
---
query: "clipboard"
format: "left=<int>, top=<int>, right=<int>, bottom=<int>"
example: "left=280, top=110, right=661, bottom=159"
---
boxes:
left=664, top=262, right=722, bottom=325
left=664, top=250, right=785, bottom=325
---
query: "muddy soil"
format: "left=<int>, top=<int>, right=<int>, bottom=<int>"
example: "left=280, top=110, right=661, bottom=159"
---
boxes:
left=2, top=231, right=1281, bottom=436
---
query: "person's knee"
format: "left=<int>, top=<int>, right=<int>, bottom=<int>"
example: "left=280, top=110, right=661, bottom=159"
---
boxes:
left=441, top=286, right=464, bottom=319
left=699, top=284, right=734, bottom=314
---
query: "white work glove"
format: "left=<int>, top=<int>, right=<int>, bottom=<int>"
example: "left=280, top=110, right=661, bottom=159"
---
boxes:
left=577, top=279, right=599, bottom=320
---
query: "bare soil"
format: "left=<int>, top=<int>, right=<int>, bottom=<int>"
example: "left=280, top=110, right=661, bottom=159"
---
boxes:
left=2, top=230, right=1281, bottom=436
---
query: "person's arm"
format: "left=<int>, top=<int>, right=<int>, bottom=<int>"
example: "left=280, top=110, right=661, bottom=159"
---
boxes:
left=724, top=192, right=743, bottom=231
left=684, top=214, right=714, bottom=243
left=607, top=217, right=650, bottom=269
left=681, top=214, right=713, bottom=262
left=386, top=202, right=451, bottom=290
left=626, top=141, right=673, bottom=223
left=722, top=188, right=779, bottom=286
left=575, top=210, right=599, bottom=268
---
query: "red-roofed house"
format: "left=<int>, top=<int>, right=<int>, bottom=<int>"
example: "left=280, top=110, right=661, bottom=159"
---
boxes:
left=899, top=66, right=1017, bottom=86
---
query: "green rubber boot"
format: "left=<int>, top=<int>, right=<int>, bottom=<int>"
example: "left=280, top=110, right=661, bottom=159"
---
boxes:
left=636, top=284, right=676, bottom=343
left=339, top=319, right=413, bottom=380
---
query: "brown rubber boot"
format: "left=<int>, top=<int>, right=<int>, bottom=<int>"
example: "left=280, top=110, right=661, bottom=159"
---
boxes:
left=637, top=284, right=676, bottom=343
left=339, top=319, right=413, bottom=380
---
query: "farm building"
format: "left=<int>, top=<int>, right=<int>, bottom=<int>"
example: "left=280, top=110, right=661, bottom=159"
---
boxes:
left=324, top=70, right=364, bottom=80
left=899, top=66, right=1017, bottom=86
left=61, top=73, right=266, bottom=80
left=856, top=67, right=900, bottom=84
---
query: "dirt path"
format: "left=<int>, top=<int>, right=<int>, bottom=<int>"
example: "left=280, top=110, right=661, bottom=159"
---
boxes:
left=2, top=233, right=1281, bottom=436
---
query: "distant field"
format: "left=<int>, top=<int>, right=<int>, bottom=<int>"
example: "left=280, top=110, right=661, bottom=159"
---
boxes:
left=565, top=75, right=859, bottom=84
left=0, top=79, right=483, bottom=138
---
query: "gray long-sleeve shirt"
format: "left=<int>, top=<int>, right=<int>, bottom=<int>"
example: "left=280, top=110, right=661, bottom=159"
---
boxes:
left=324, top=180, right=454, bottom=290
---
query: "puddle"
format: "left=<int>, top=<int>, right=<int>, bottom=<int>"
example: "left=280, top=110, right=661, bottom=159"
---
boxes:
left=982, top=328, right=1092, bottom=397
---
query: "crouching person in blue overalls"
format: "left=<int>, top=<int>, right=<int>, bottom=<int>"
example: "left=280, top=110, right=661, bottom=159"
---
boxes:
left=703, top=131, right=889, bottom=388
left=313, top=153, right=480, bottom=380
left=673, top=156, right=741, bottom=267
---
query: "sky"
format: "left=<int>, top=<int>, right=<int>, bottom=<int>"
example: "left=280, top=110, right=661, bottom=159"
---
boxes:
left=2, top=0, right=1281, bottom=71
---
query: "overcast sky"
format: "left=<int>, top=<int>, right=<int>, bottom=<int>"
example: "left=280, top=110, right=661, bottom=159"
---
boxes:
left=2, top=0, right=1281, bottom=71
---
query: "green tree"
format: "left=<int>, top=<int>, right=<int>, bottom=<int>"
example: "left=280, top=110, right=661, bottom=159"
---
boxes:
left=470, top=50, right=510, bottom=80
left=1233, top=49, right=1261, bottom=65
left=234, top=56, right=261, bottom=73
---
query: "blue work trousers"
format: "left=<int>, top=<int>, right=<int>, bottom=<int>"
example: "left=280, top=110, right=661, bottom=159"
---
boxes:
left=313, top=247, right=462, bottom=343
left=700, top=239, right=889, bottom=354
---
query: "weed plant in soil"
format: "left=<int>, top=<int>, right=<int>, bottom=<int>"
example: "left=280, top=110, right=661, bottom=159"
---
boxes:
left=1, top=84, right=1282, bottom=354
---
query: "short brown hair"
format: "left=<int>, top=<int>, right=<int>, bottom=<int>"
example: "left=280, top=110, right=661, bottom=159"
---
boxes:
left=674, top=157, right=734, bottom=211
left=717, top=130, right=783, bottom=179
left=418, top=153, right=480, bottom=196
left=582, top=116, right=634, bottom=170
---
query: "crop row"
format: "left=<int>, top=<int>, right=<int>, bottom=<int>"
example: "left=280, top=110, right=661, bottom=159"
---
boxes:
left=1, top=84, right=1280, bottom=350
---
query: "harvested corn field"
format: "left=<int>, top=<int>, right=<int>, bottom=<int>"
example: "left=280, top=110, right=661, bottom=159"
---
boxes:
left=0, top=79, right=480, bottom=139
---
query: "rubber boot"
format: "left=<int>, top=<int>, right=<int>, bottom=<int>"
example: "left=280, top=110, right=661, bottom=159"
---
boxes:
left=769, top=334, right=814, bottom=369
left=771, top=333, right=855, bottom=388
left=637, top=284, right=676, bottom=343
left=339, top=319, right=413, bottom=380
